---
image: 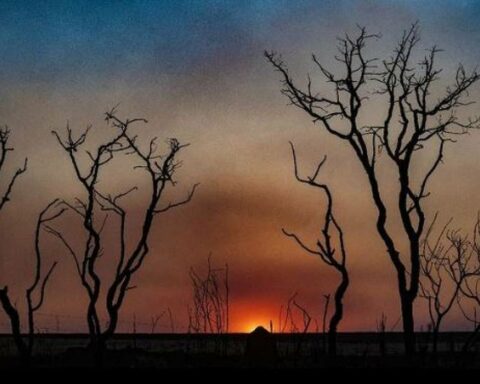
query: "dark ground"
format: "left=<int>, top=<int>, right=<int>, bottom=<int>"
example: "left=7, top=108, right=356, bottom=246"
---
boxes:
left=0, top=332, right=479, bottom=370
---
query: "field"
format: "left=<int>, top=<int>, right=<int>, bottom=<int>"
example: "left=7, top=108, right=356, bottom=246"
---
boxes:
left=0, top=332, right=479, bottom=369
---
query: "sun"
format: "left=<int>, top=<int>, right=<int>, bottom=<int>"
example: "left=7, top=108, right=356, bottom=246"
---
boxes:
left=241, top=320, right=269, bottom=333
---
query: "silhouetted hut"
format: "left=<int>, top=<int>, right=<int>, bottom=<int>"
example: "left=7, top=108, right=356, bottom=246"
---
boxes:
left=244, top=326, right=277, bottom=366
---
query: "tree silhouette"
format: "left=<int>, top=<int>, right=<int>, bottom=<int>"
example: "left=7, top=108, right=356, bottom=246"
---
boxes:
left=419, top=214, right=470, bottom=354
left=278, top=292, right=312, bottom=334
left=0, top=125, right=29, bottom=364
left=0, top=126, right=27, bottom=212
left=453, top=216, right=480, bottom=351
left=282, top=142, right=349, bottom=356
left=0, top=200, right=63, bottom=365
left=50, top=108, right=197, bottom=364
left=266, top=23, right=480, bottom=355
left=188, top=257, right=229, bottom=334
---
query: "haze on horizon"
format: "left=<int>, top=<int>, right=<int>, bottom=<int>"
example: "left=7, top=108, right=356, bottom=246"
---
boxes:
left=1, top=0, right=480, bottom=333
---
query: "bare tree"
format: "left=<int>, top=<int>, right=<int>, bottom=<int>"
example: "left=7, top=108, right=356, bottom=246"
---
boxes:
left=0, top=125, right=36, bottom=365
left=266, top=23, right=480, bottom=354
left=0, top=126, right=27, bottom=212
left=150, top=312, right=166, bottom=334
left=278, top=292, right=313, bottom=334
left=419, top=215, right=471, bottom=353
left=49, top=108, right=197, bottom=363
left=188, top=258, right=229, bottom=334
left=277, top=292, right=314, bottom=360
left=293, top=297, right=312, bottom=334
left=0, top=200, right=63, bottom=364
left=278, top=294, right=293, bottom=333
left=453, top=216, right=480, bottom=351
left=282, top=143, right=349, bottom=356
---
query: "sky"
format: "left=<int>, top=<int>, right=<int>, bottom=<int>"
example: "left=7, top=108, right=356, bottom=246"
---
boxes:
left=1, top=0, right=480, bottom=333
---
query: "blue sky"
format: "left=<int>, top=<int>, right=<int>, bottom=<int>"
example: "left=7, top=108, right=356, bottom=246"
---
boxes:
left=2, top=0, right=480, bottom=83
left=0, top=0, right=305, bottom=80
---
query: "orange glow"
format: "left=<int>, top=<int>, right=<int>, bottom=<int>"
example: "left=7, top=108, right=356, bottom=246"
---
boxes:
left=241, top=320, right=269, bottom=333
left=1, top=6, right=479, bottom=337
left=231, top=302, right=277, bottom=333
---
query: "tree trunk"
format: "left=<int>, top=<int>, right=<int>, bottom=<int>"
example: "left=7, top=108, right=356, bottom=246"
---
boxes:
left=87, top=335, right=107, bottom=368
left=328, top=329, right=337, bottom=356
left=432, top=326, right=439, bottom=355
left=0, top=287, right=30, bottom=366
left=400, top=294, right=415, bottom=356
left=327, top=268, right=349, bottom=356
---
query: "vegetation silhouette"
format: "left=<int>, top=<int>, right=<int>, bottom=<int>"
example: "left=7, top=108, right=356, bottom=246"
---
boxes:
left=1, top=21, right=480, bottom=370
left=282, top=143, right=349, bottom=356
left=48, top=108, right=197, bottom=365
left=266, top=23, right=480, bottom=355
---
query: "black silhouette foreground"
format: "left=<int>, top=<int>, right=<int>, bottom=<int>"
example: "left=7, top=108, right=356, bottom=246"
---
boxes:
left=245, top=326, right=277, bottom=366
left=0, top=331, right=479, bottom=369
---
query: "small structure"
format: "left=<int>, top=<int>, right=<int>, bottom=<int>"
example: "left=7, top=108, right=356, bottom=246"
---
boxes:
left=244, top=326, right=277, bottom=366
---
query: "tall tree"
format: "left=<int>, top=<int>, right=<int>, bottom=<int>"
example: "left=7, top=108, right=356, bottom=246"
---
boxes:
left=51, top=108, right=197, bottom=363
left=282, top=143, right=349, bottom=356
left=266, top=24, right=480, bottom=354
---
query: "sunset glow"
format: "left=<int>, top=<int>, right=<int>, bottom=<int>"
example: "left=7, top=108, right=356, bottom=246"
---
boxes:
left=0, top=0, right=479, bottom=337
left=242, top=321, right=268, bottom=334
